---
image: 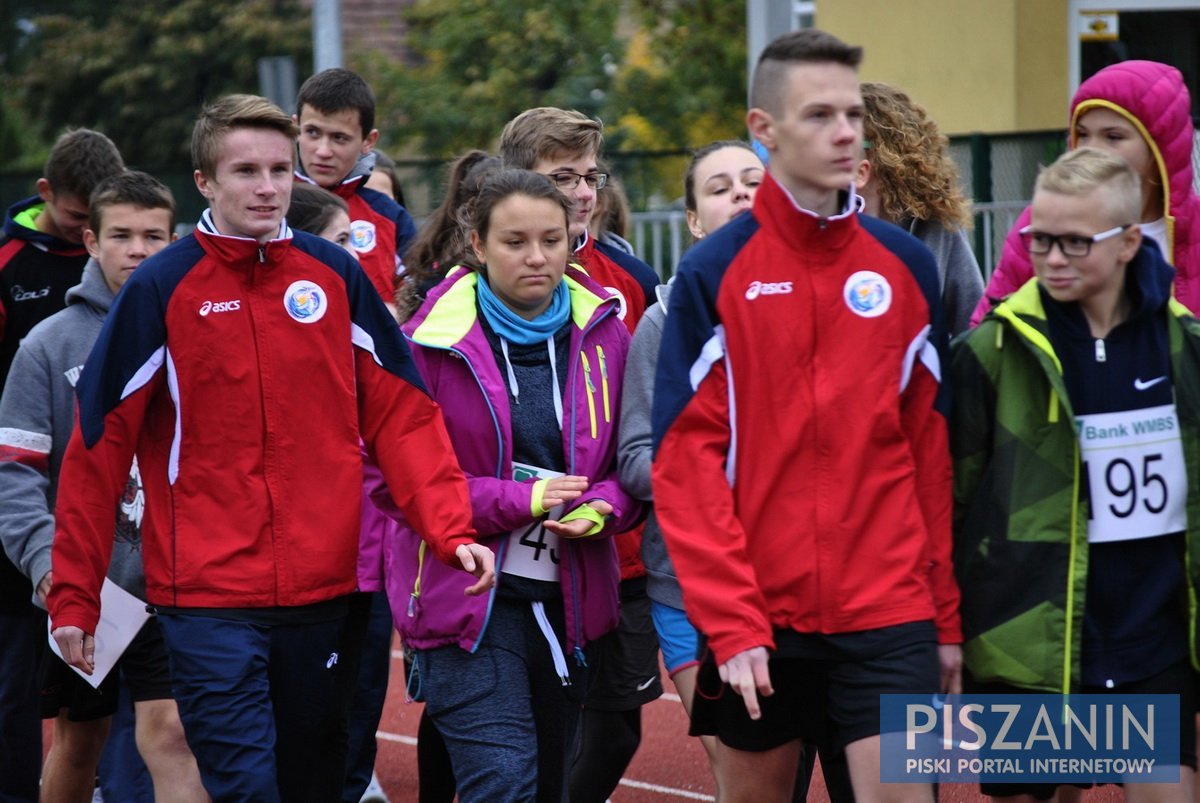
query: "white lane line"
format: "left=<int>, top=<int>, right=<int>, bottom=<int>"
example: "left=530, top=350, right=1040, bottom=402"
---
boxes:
left=616, top=778, right=716, bottom=801
left=660, top=692, right=681, bottom=703
left=376, top=730, right=418, bottom=746
left=376, top=730, right=713, bottom=800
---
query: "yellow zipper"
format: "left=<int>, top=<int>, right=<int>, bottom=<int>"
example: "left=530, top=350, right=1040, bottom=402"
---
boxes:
left=1063, top=441, right=1079, bottom=693
left=408, top=541, right=427, bottom=617
left=596, top=345, right=611, bottom=423
left=580, top=352, right=598, bottom=438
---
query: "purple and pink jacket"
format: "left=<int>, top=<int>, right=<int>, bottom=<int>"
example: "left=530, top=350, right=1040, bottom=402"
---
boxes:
left=973, top=60, right=1200, bottom=323
left=361, top=265, right=643, bottom=655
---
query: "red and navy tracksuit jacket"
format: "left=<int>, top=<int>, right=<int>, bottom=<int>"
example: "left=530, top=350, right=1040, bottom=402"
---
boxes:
left=651, top=172, right=961, bottom=666
left=305, top=172, right=417, bottom=304
left=48, top=214, right=475, bottom=636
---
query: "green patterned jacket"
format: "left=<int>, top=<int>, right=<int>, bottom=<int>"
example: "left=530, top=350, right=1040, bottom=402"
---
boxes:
left=951, top=277, right=1200, bottom=693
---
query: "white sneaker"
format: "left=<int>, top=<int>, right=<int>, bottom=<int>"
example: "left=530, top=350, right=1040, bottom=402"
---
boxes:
left=359, top=772, right=390, bottom=803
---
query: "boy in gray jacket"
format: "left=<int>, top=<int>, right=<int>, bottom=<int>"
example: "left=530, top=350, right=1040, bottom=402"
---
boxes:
left=0, top=171, right=207, bottom=802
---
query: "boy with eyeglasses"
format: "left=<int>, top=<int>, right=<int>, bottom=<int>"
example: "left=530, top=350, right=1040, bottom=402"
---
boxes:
left=499, top=108, right=659, bottom=330
left=952, top=146, right=1199, bottom=798
left=499, top=107, right=662, bottom=802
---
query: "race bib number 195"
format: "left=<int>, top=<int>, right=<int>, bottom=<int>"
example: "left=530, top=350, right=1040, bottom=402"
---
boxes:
left=1078, top=403, right=1187, bottom=543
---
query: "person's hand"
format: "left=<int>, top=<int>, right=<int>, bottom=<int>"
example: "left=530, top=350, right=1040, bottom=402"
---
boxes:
left=540, top=476, right=589, bottom=510
left=455, top=543, right=495, bottom=596
left=544, top=499, right=614, bottom=538
left=52, top=625, right=95, bottom=675
left=938, top=643, right=963, bottom=694
left=718, top=646, right=773, bottom=721
left=36, top=571, right=52, bottom=607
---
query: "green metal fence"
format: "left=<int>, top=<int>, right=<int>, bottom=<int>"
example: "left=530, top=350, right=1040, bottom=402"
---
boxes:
left=0, top=129, right=1071, bottom=280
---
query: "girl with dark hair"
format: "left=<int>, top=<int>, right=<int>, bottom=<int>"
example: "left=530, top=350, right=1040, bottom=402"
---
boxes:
left=288, top=183, right=355, bottom=257
left=372, top=169, right=640, bottom=802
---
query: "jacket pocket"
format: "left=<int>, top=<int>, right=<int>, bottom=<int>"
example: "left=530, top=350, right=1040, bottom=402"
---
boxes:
left=596, top=345, right=611, bottom=424
left=580, top=352, right=598, bottom=439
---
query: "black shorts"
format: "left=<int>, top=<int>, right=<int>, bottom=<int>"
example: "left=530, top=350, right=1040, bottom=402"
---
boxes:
left=40, top=616, right=174, bottom=721
left=689, top=620, right=938, bottom=753
left=585, top=577, right=663, bottom=710
left=968, top=660, right=1198, bottom=798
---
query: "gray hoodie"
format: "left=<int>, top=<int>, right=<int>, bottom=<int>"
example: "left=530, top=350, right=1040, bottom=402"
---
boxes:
left=0, top=259, right=145, bottom=606
left=903, top=217, right=984, bottom=337
left=617, top=285, right=684, bottom=608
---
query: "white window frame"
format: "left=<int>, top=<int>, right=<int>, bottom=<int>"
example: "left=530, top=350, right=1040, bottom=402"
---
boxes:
left=1068, top=0, right=1200, bottom=95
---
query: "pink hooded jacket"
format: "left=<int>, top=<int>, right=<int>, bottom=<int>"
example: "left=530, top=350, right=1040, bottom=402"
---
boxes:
left=971, top=60, right=1200, bottom=324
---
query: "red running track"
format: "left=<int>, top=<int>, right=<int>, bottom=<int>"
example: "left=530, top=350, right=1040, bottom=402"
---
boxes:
left=40, top=631, right=1124, bottom=802
left=370, top=635, right=1123, bottom=803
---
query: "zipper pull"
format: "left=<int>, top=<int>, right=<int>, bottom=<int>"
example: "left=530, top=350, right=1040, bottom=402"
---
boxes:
left=407, top=593, right=417, bottom=617
left=258, top=245, right=267, bottom=264
left=581, top=353, right=595, bottom=392
left=1094, top=338, right=1107, bottom=362
left=596, top=346, right=611, bottom=423
left=574, top=646, right=588, bottom=668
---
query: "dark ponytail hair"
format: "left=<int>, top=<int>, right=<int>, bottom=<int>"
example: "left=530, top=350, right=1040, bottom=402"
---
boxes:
left=396, top=150, right=501, bottom=321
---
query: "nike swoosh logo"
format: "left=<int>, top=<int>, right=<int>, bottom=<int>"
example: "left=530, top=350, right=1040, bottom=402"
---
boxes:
left=1134, top=376, right=1168, bottom=391
left=636, top=677, right=657, bottom=691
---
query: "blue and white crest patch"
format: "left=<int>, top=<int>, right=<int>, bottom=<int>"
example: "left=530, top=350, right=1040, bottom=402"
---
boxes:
left=843, top=270, right=892, bottom=318
left=350, top=220, right=377, bottom=253
left=284, top=280, right=328, bottom=324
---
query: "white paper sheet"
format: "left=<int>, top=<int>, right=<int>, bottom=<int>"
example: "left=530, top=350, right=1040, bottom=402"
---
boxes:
left=48, top=578, right=150, bottom=688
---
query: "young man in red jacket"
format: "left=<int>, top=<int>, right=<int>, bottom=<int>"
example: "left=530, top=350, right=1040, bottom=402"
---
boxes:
left=294, top=68, right=417, bottom=315
left=652, top=29, right=961, bottom=803
left=47, top=94, right=492, bottom=803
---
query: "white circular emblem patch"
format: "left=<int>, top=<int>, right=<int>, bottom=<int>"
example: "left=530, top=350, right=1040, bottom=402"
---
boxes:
left=843, top=271, right=892, bottom=318
left=349, top=220, right=377, bottom=253
left=284, top=280, right=328, bottom=324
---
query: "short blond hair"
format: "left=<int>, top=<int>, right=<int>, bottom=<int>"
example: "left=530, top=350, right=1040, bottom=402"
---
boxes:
left=499, top=108, right=602, bottom=170
left=1035, top=147, right=1141, bottom=225
left=191, top=94, right=299, bottom=179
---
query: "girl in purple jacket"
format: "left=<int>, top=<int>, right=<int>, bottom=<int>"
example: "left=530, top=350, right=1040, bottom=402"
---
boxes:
left=372, top=169, right=640, bottom=802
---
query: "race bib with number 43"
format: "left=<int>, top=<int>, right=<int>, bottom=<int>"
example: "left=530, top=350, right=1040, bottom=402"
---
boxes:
left=501, top=462, right=564, bottom=582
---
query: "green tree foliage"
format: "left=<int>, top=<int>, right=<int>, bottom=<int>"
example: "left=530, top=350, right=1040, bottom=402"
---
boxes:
left=363, top=0, right=621, bottom=157
left=9, top=0, right=310, bottom=169
left=607, top=0, right=748, bottom=151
